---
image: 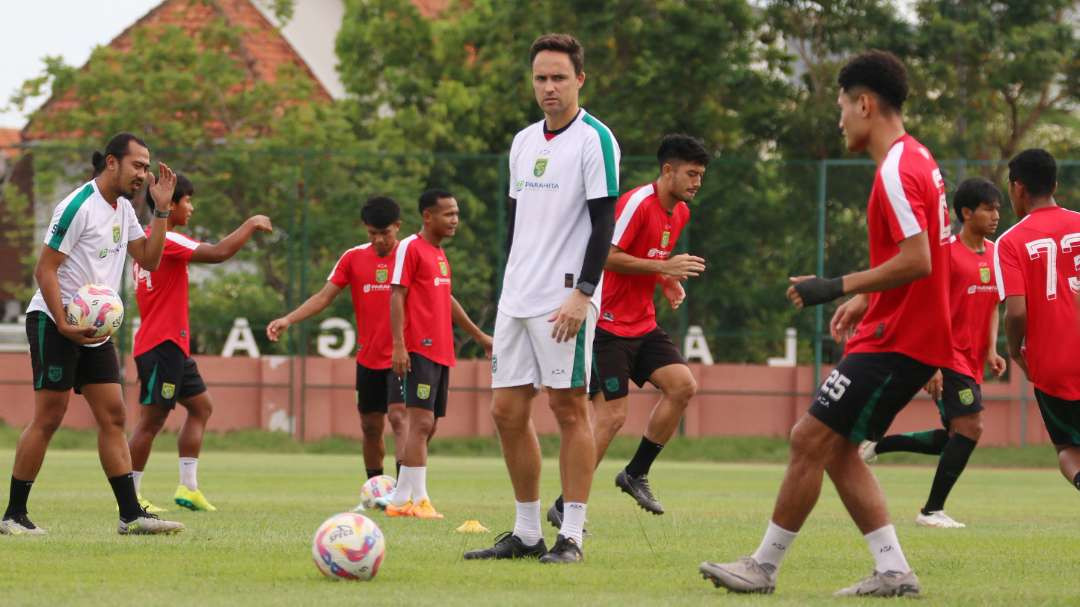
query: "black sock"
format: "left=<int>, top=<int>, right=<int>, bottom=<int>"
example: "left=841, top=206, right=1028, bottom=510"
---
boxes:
left=1073, top=471, right=1080, bottom=492
left=875, top=429, right=948, bottom=455
left=395, top=461, right=402, bottom=478
left=109, top=473, right=143, bottom=521
left=555, top=495, right=564, bottom=513
left=4, top=476, right=33, bottom=519
left=625, top=437, right=665, bottom=478
left=366, top=468, right=383, bottom=479
left=922, top=434, right=978, bottom=514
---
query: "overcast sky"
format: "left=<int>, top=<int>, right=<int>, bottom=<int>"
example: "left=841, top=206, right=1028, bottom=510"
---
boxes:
left=1, top=1, right=160, bottom=128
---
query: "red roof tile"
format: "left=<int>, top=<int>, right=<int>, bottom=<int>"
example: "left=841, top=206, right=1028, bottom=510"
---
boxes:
left=0, top=128, right=20, bottom=159
left=25, top=0, right=331, bottom=140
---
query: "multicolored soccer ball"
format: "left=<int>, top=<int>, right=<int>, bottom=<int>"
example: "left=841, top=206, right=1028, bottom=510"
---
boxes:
left=357, top=475, right=396, bottom=510
left=65, top=284, right=124, bottom=338
left=312, top=512, right=385, bottom=581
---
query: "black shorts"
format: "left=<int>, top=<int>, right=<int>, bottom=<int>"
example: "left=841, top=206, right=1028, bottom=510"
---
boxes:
left=356, top=364, right=404, bottom=414
left=936, top=367, right=983, bottom=424
left=808, top=352, right=936, bottom=444
left=589, top=327, right=687, bottom=400
left=1034, top=389, right=1080, bottom=447
left=403, top=353, right=449, bottom=418
left=135, top=341, right=207, bottom=409
left=26, top=311, right=120, bottom=394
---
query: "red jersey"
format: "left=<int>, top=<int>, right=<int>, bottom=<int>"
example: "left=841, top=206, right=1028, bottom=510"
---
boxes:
left=328, top=242, right=397, bottom=369
left=948, top=239, right=999, bottom=383
left=133, top=229, right=201, bottom=357
left=994, top=205, right=1080, bottom=400
left=391, top=233, right=455, bottom=367
left=599, top=182, right=689, bottom=337
left=845, top=134, right=953, bottom=367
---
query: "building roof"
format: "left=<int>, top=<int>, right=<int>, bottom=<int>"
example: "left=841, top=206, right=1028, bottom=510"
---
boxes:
left=25, top=0, right=333, bottom=140
left=0, top=129, right=20, bottom=159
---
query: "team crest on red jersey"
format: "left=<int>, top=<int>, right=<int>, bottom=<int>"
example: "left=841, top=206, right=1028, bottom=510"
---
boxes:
left=438, top=261, right=448, bottom=277
left=979, top=267, right=991, bottom=284
left=375, top=268, right=388, bottom=283
left=660, top=230, right=670, bottom=248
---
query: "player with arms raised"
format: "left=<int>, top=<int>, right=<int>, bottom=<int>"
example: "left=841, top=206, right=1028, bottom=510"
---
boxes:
left=995, top=148, right=1080, bottom=495
left=700, top=51, right=950, bottom=596
left=863, top=177, right=1006, bottom=528
left=268, top=197, right=409, bottom=483
left=1, top=133, right=184, bottom=536
left=128, top=173, right=272, bottom=513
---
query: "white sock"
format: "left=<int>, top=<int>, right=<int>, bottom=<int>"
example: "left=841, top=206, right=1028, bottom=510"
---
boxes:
left=751, top=520, right=798, bottom=571
left=132, top=470, right=143, bottom=494
left=559, top=502, right=587, bottom=545
left=178, top=458, right=198, bottom=491
left=390, top=466, right=414, bottom=506
left=411, top=466, right=429, bottom=502
left=512, top=500, right=543, bottom=546
left=865, top=524, right=911, bottom=573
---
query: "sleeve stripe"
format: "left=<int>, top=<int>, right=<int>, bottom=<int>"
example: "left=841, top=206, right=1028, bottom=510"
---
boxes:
left=582, top=113, right=619, bottom=197
left=46, top=183, right=95, bottom=250
left=611, top=184, right=654, bottom=245
left=880, top=142, right=922, bottom=239
left=165, top=231, right=200, bottom=251
left=992, top=218, right=1028, bottom=301
left=391, top=235, right=416, bottom=285
left=327, top=243, right=369, bottom=281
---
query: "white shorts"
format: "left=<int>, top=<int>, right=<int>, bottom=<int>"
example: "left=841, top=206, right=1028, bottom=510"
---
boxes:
left=491, top=306, right=597, bottom=390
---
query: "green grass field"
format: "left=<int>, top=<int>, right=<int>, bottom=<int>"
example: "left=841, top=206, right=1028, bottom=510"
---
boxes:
left=0, top=448, right=1078, bottom=606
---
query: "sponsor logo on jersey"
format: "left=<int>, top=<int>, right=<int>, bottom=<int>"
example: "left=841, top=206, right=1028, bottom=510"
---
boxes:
left=421, top=338, right=433, bottom=347
left=162, top=382, right=176, bottom=399
left=375, top=268, right=388, bottom=283
left=514, top=178, right=525, bottom=192
left=99, top=249, right=108, bottom=258
left=959, top=388, right=975, bottom=406
left=979, top=267, right=991, bottom=284
left=660, top=230, right=670, bottom=248
left=533, top=157, right=549, bottom=177
left=112, top=224, right=121, bottom=243
left=416, top=383, right=431, bottom=399
left=601, top=311, right=614, bottom=322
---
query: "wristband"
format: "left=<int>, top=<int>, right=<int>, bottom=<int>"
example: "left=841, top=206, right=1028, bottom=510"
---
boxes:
left=794, top=276, right=844, bottom=306
left=153, top=209, right=170, bottom=219
left=576, top=281, right=596, bottom=297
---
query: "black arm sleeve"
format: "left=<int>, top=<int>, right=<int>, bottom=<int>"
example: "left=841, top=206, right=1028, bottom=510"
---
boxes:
left=505, top=197, right=517, bottom=257
left=577, top=195, right=616, bottom=289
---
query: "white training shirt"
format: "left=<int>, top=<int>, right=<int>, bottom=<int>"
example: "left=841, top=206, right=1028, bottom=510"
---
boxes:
left=27, top=180, right=144, bottom=340
left=499, top=109, right=620, bottom=318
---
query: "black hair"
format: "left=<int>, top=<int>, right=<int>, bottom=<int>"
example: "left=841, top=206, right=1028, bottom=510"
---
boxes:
left=1008, top=148, right=1057, bottom=198
left=361, top=196, right=401, bottom=229
left=91, top=132, right=148, bottom=177
left=530, top=33, right=584, bottom=75
left=419, top=189, right=453, bottom=215
left=837, top=50, right=908, bottom=112
left=657, top=134, right=710, bottom=170
left=146, top=173, right=194, bottom=211
left=953, top=177, right=1001, bottom=222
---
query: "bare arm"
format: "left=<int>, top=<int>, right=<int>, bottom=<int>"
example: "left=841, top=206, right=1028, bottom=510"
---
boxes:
left=390, top=286, right=410, bottom=376
left=606, top=245, right=705, bottom=278
left=1003, top=295, right=1028, bottom=378
left=789, top=231, right=932, bottom=308
left=986, top=304, right=1007, bottom=377
left=35, top=247, right=103, bottom=345
left=127, top=162, right=177, bottom=271
left=266, top=281, right=342, bottom=341
left=452, top=296, right=493, bottom=357
left=191, top=215, right=273, bottom=264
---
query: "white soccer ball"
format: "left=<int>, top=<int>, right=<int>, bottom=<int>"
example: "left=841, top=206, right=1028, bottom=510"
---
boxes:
left=65, top=283, right=124, bottom=338
left=357, top=475, right=396, bottom=510
left=312, top=512, right=385, bottom=581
